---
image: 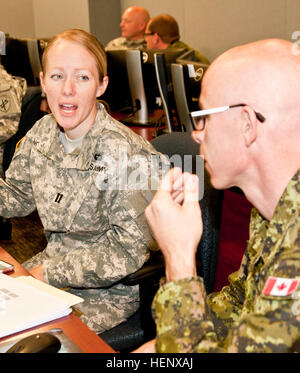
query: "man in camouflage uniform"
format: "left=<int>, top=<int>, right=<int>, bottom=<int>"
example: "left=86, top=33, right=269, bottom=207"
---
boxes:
left=105, top=6, right=150, bottom=51
left=145, top=14, right=210, bottom=65
left=136, top=39, right=300, bottom=353
left=0, top=101, right=169, bottom=334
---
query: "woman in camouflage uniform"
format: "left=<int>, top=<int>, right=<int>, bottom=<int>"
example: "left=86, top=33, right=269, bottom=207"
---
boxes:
left=0, top=29, right=167, bottom=334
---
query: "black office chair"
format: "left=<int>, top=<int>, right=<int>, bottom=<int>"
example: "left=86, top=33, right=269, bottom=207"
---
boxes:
left=99, top=132, right=223, bottom=352
left=150, top=132, right=223, bottom=292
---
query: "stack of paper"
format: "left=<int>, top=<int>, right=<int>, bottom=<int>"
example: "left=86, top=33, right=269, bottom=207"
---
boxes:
left=0, top=273, right=83, bottom=338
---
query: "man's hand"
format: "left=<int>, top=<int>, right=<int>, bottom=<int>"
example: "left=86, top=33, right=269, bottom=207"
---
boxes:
left=131, top=338, right=156, bottom=353
left=145, top=168, right=202, bottom=282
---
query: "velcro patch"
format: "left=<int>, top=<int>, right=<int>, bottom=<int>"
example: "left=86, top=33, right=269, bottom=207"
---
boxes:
left=262, top=276, right=300, bottom=297
left=0, top=89, right=20, bottom=115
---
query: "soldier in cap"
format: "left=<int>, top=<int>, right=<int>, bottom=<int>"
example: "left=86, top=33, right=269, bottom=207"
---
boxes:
left=106, top=6, right=150, bottom=51
left=135, top=38, right=300, bottom=353
left=0, top=29, right=169, bottom=334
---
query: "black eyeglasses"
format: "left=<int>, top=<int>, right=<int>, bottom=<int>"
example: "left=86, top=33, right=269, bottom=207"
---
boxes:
left=190, top=103, right=266, bottom=131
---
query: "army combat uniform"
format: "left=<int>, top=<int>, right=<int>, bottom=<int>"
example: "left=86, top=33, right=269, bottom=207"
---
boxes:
left=153, top=170, right=300, bottom=352
left=0, top=102, right=168, bottom=334
left=0, top=65, right=27, bottom=178
left=105, top=36, right=147, bottom=51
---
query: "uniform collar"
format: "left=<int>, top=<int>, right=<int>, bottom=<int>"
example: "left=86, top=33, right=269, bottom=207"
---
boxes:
left=31, top=102, right=107, bottom=170
left=248, top=170, right=300, bottom=265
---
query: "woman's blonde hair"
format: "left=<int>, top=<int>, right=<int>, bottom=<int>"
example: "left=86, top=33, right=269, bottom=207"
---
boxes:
left=42, top=29, right=107, bottom=82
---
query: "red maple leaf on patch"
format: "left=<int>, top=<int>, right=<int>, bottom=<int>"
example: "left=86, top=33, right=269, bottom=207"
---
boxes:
left=277, top=282, right=287, bottom=291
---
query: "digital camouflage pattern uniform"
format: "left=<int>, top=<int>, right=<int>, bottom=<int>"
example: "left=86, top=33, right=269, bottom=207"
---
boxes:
left=105, top=36, right=147, bottom=51
left=0, top=102, right=169, bottom=333
left=0, top=65, right=27, bottom=178
left=153, top=170, right=300, bottom=352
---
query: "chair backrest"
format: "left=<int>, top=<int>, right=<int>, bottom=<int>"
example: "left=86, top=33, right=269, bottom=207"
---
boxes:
left=151, top=132, right=223, bottom=293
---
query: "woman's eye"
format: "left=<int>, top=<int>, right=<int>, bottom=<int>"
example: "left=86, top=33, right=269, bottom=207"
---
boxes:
left=79, top=75, right=89, bottom=81
left=50, top=74, right=63, bottom=80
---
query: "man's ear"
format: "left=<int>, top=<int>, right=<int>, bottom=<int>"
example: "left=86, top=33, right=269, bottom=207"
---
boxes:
left=153, top=33, right=162, bottom=47
left=96, top=76, right=109, bottom=98
left=241, top=106, right=259, bottom=147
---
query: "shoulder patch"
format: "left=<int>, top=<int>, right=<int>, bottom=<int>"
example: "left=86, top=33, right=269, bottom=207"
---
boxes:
left=262, top=276, right=300, bottom=297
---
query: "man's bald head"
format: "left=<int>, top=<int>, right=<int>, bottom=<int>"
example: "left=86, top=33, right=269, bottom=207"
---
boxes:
left=195, top=39, right=300, bottom=217
left=120, top=6, right=150, bottom=40
left=127, top=6, right=150, bottom=21
left=202, top=39, right=300, bottom=128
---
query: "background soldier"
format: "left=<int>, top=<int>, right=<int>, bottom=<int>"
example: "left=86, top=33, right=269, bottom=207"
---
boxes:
left=106, top=6, right=150, bottom=51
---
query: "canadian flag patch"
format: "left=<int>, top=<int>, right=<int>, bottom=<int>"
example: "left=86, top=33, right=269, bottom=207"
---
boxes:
left=262, top=276, right=300, bottom=297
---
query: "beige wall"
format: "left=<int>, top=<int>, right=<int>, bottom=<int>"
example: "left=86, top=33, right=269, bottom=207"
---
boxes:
left=0, top=0, right=35, bottom=38
left=0, top=0, right=90, bottom=40
left=33, top=0, right=90, bottom=39
left=1, top=0, right=299, bottom=60
left=121, top=0, right=300, bottom=61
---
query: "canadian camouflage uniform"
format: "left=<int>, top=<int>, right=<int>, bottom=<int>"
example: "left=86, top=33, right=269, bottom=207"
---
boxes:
left=105, top=36, right=147, bottom=51
left=0, top=102, right=169, bottom=334
left=0, top=65, right=27, bottom=178
left=153, top=170, right=300, bottom=352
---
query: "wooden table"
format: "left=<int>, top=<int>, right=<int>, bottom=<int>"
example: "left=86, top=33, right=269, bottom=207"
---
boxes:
left=0, top=247, right=115, bottom=353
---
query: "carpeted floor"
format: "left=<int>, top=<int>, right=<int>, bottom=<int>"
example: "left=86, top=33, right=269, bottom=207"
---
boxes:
left=0, top=213, right=46, bottom=264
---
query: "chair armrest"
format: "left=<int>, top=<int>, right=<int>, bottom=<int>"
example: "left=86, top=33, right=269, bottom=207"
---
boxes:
left=121, top=252, right=165, bottom=286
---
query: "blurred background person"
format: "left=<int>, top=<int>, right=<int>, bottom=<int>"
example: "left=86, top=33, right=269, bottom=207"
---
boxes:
left=145, top=14, right=210, bottom=64
left=106, top=6, right=150, bottom=50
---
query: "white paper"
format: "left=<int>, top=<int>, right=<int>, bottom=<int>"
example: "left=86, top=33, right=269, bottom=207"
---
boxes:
left=0, top=274, right=74, bottom=338
left=16, top=276, right=83, bottom=307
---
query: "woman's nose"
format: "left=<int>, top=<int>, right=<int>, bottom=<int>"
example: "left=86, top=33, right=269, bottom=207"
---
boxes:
left=62, top=76, right=75, bottom=96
